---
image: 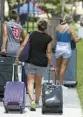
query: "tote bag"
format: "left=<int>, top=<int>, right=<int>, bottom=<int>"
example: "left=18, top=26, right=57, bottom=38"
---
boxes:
left=19, top=37, right=31, bottom=62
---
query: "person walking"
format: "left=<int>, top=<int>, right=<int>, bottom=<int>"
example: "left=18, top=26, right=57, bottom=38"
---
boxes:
left=55, top=14, right=81, bottom=88
left=15, top=19, right=55, bottom=111
left=1, top=9, right=25, bottom=56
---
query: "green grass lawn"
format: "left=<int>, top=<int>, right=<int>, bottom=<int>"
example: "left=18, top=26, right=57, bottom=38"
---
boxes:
left=77, top=39, right=83, bottom=111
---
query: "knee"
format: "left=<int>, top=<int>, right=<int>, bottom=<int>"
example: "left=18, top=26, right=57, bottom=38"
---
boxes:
left=61, top=63, right=67, bottom=71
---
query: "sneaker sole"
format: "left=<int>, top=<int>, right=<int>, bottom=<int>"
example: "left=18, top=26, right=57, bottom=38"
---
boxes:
left=30, top=108, right=36, bottom=111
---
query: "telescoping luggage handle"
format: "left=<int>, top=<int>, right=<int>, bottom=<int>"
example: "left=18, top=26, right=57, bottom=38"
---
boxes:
left=12, top=62, right=22, bottom=82
left=48, top=69, right=56, bottom=84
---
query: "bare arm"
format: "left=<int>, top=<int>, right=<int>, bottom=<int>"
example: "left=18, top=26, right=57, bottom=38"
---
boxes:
left=20, top=30, right=26, bottom=44
left=16, top=35, right=29, bottom=61
left=1, top=24, right=8, bottom=53
left=46, top=41, right=53, bottom=66
left=70, top=28, right=81, bottom=43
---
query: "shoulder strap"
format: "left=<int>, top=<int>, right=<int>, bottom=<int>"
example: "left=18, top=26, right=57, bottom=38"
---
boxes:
left=56, top=25, right=69, bottom=33
left=63, top=26, right=69, bottom=33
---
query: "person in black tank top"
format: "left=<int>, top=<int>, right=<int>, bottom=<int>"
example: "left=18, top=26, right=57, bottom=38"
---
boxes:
left=16, top=19, right=55, bottom=111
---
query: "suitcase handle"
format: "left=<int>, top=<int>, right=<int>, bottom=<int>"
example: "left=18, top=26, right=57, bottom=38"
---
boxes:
left=12, top=63, right=22, bottom=82
left=12, top=63, right=17, bottom=81
left=48, top=69, right=56, bottom=84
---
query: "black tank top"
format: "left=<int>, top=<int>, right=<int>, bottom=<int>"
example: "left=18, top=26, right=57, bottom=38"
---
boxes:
left=27, top=31, right=52, bottom=67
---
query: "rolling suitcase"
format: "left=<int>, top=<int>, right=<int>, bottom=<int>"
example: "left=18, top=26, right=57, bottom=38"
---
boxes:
left=0, top=56, right=15, bottom=98
left=63, top=49, right=77, bottom=87
left=3, top=63, right=26, bottom=113
left=42, top=70, right=63, bottom=114
left=52, top=41, right=77, bottom=87
left=51, top=49, right=77, bottom=87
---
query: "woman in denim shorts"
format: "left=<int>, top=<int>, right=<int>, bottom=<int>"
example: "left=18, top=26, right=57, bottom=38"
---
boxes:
left=55, top=14, right=81, bottom=87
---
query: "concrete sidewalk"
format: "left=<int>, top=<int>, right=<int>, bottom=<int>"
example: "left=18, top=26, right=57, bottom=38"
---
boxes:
left=0, top=88, right=82, bottom=117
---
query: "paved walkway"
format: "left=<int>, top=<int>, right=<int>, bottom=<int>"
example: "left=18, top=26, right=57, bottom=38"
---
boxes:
left=0, top=88, right=82, bottom=117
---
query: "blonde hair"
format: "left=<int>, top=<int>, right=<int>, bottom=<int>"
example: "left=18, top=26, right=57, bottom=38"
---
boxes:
left=63, top=14, right=73, bottom=24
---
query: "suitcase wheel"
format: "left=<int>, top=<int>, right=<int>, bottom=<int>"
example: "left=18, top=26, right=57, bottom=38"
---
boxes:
left=5, top=107, right=8, bottom=113
left=42, top=110, right=45, bottom=114
left=20, top=107, right=23, bottom=114
left=42, top=107, right=46, bottom=114
left=59, top=110, right=63, bottom=114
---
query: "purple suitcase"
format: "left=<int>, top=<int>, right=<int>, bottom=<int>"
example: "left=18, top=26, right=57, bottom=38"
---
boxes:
left=3, top=63, right=26, bottom=113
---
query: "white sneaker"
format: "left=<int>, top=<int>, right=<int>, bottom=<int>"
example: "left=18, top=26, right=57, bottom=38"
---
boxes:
left=62, top=85, right=68, bottom=90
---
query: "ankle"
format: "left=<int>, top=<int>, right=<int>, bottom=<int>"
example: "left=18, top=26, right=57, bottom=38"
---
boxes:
left=35, top=99, right=39, bottom=104
left=31, top=100, right=35, bottom=102
left=56, top=80, right=62, bottom=85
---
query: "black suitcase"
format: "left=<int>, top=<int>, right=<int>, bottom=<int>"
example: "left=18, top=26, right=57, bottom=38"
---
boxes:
left=42, top=70, right=63, bottom=114
left=71, top=40, right=76, bottom=50
left=50, top=49, right=77, bottom=87
left=0, top=56, right=15, bottom=98
left=63, top=49, right=77, bottom=87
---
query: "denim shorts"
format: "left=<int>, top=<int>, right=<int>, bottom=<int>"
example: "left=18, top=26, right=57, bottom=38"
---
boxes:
left=24, top=63, right=47, bottom=77
left=55, top=42, right=72, bottom=59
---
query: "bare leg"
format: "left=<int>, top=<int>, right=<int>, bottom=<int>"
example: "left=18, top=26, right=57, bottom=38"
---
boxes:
left=27, top=74, right=35, bottom=101
left=35, top=75, right=42, bottom=103
left=59, top=58, right=69, bottom=85
left=55, top=57, right=62, bottom=82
